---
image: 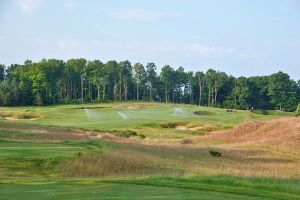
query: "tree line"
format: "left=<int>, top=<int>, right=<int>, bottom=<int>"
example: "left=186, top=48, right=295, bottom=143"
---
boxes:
left=0, top=59, right=299, bottom=111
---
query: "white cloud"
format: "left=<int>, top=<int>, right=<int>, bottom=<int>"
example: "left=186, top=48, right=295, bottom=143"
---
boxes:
left=65, top=0, right=77, bottom=9
left=110, top=8, right=179, bottom=22
left=190, top=43, right=236, bottom=57
left=15, top=0, right=44, bottom=15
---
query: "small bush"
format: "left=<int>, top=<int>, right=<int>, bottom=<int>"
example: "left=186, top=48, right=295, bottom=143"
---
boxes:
left=209, top=150, right=222, bottom=157
left=112, top=130, right=137, bottom=138
left=138, top=134, right=146, bottom=139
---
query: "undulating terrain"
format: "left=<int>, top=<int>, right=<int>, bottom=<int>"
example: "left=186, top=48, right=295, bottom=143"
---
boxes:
left=0, top=103, right=299, bottom=199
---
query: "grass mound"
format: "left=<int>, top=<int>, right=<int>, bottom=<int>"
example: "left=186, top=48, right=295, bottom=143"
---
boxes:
left=252, top=109, right=293, bottom=116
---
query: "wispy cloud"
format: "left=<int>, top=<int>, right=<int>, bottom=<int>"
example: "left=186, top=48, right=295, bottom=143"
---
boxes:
left=65, top=0, right=78, bottom=9
left=110, top=8, right=179, bottom=22
left=190, top=43, right=236, bottom=57
left=15, top=0, right=44, bottom=15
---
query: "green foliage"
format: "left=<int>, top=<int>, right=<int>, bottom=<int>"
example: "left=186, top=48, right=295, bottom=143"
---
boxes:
left=268, top=72, right=298, bottom=111
left=0, top=60, right=298, bottom=111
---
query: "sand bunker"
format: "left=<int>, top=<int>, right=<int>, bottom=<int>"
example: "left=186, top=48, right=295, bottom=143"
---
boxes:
left=0, top=111, right=41, bottom=121
left=176, top=126, right=202, bottom=131
left=4, top=117, right=39, bottom=121
left=176, top=124, right=218, bottom=132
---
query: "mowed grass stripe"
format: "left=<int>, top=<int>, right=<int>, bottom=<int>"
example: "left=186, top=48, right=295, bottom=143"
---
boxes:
left=0, top=179, right=298, bottom=200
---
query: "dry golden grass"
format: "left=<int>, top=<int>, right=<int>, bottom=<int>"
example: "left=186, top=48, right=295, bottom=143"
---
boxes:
left=198, top=117, right=300, bottom=155
left=0, top=110, right=41, bottom=120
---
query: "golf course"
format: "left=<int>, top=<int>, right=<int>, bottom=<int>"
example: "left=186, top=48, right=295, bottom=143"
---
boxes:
left=0, top=102, right=299, bottom=199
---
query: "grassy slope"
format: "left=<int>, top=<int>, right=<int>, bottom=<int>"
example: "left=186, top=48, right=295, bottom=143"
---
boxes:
left=0, top=103, right=297, bottom=199
left=0, top=103, right=292, bottom=140
left=0, top=139, right=299, bottom=199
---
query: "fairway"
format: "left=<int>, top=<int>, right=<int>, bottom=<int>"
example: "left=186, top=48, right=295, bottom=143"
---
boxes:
left=1, top=177, right=300, bottom=200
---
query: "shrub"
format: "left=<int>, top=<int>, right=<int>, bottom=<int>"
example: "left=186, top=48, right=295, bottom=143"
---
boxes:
left=112, top=130, right=137, bottom=138
left=209, top=150, right=222, bottom=157
left=138, top=134, right=146, bottom=139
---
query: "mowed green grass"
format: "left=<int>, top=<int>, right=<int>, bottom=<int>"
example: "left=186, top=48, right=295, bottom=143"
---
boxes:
left=0, top=140, right=102, bottom=177
left=1, top=176, right=299, bottom=200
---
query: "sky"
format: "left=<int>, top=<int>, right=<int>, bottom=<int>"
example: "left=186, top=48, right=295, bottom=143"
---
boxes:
left=0, top=0, right=299, bottom=80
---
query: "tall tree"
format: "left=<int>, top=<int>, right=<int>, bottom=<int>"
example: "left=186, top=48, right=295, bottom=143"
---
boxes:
left=105, top=60, right=119, bottom=101
left=205, top=69, right=217, bottom=106
left=145, top=63, right=157, bottom=101
left=160, top=65, right=173, bottom=103
left=268, top=71, right=297, bottom=111
left=195, top=71, right=205, bottom=106
left=133, top=63, right=146, bottom=101
left=119, top=61, right=132, bottom=101
left=66, top=58, right=87, bottom=103
left=87, top=60, right=107, bottom=102
left=0, top=64, right=5, bottom=82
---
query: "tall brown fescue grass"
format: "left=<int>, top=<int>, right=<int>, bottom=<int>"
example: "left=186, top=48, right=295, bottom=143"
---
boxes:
left=58, top=137, right=300, bottom=178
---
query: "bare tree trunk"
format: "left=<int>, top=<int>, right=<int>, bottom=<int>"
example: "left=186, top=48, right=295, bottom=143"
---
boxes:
left=208, top=88, right=211, bottom=107
left=173, top=89, right=175, bottom=104
left=150, top=82, right=152, bottom=101
left=165, top=84, right=168, bottom=103
left=113, top=82, right=117, bottom=101
left=136, top=82, right=139, bottom=101
left=97, top=87, right=100, bottom=102
left=119, top=77, right=122, bottom=101
left=190, top=89, right=192, bottom=104
left=215, top=87, right=217, bottom=105
left=124, top=79, right=127, bottom=101
left=80, top=75, right=83, bottom=103
left=199, top=85, right=202, bottom=106
left=88, top=81, right=91, bottom=100
left=102, top=85, right=105, bottom=101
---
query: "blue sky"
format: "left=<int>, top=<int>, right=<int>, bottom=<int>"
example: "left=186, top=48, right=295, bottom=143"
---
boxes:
left=0, top=0, right=299, bottom=80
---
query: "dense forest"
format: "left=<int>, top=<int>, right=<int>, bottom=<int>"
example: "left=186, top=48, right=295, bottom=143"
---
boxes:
left=0, top=59, right=299, bottom=111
